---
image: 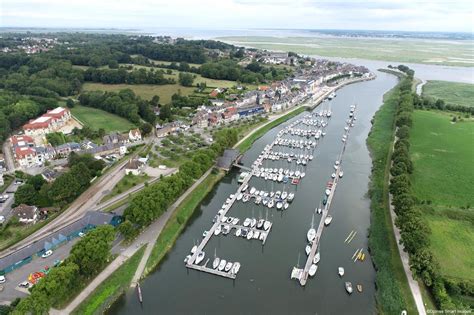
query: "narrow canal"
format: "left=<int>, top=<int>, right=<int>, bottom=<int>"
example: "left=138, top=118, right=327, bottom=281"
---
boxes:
left=109, top=70, right=398, bottom=315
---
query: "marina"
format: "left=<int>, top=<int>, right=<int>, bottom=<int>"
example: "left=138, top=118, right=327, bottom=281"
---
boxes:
left=110, top=71, right=399, bottom=315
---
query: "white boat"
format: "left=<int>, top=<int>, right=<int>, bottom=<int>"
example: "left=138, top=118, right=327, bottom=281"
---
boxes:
left=331, top=173, right=336, bottom=178
left=237, top=193, right=243, bottom=201
left=232, top=262, right=241, bottom=274
left=339, top=171, right=344, bottom=178
left=191, top=245, right=197, bottom=254
left=276, top=202, right=283, bottom=210
left=218, top=259, right=227, bottom=271
left=295, top=170, right=300, bottom=177
left=305, top=245, right=311, bottom=256
left=264, top=220, right=271, bottom=231
left=300, top=172, right=306, bottom=178
left=184, top=255, right=191, bottom=263
left=250, top=187, right=256, bottom=195
left=247, top=230, right=254, bottom=240
left=284, top=202, right=289, bottom=210
left=253, top=231, right=260, bottom=239
left=221, top=216, right=227, bottom=223
left=307, top=228, right=316, bottom=242
left=287, top=192, right=295, bottom=202
left=345, top=282, right=353, bottom=294
left=257, top=219, right=264, bottom=229
left=238, top=172, right=249, bottom=183
left=259, top=232, right=266, bottom=241
left=195, top=251, right=205, bottom=264
left=243, top=218, right=251, bottom=227
left=242, top=194, right=250, bottom=203
left=236, top=228, right=242, bottom=237
left=313, top=252, right=320, bottom=264
left=317, top=207, right=322, bottom=214
left=309, top=264, right=318, bottom=277
left=324, top=215, right=333, bottom=226
left=268, top=200, right=274, bottom=208
left=232, top=218, right=239, bottom=225
left=213, top=257, right=220, bottom=269
left=225, top=262, right=233, bottom=272
left=250, top=218, right=257, bottom=228
left=338, top=267, right=345, bottom=277
left=241, top=184, right=248, bottom=192
left=325, top=189, right=331, bottom=196
left=202, top=230, right=208, bottom=237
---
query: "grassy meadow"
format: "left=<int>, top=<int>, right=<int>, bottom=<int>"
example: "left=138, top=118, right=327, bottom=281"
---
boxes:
left=409, top=110, right=474, bottom=282
left=71, top=104, right=137, bottom=133
left=423, top=81, right=474, bottom=107
left=217, top=36, right=474, bottom=67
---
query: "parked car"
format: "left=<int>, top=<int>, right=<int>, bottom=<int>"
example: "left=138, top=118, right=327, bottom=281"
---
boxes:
left=19, top=281, right=30, bottom=288
left=0, top=271, right=6, bottom=284
left=41, top=250, right=53, bottom=258
left=0, top=216, right=5, bottom=224
left=78, top=232, right=85, bottom=238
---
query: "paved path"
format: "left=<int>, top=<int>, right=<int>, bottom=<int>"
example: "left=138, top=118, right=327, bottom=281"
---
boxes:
left=57, top=168, right=213, bottom=314
left=389, top=134, right=426, bottom=315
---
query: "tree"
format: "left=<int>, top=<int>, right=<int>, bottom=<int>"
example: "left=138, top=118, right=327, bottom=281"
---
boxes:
left=69, top=225, right=115, bottom=277
left=159, top=104, right=172, bottom=121
left=14, top=184, right=38, bottom=206
left=140, top=122, right=153, bottom=136
left=118, top=220, right=139, bottom=241
left=150, top=95, right=160, bottom=106
left=178, top=72, right=194, bottom=87
left=28, top=174, right=46, bottom=191
left=70, top=162, right=92, bottom=188
left=49, top=172, right=81, bottom=204
left=66, top=98, right=75, bottom=108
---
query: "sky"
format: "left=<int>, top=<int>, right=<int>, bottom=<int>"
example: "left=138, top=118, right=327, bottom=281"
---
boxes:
left=1, top=0, right=473, bottom=33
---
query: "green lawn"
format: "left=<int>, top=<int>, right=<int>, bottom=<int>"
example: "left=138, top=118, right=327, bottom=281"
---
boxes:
left=82, top=82, right=195, bottom=104
left=410, top=110, right=474, bottom=208
left=217, top=36, right=474, bottom=67
left=71, top=104, right=136, bottom=133
left=72, top=246, right=146, bottom=315
left=100, top=173, right=150, bottom=203
left=426, top=214, right=474, bottom=281
left=409, top=110, right=474, bottom=282
left=422, top=81, right=474, bottom=107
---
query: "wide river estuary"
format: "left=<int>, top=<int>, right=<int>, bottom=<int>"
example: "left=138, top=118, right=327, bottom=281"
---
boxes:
left=110, top=71, right=398, bottom=314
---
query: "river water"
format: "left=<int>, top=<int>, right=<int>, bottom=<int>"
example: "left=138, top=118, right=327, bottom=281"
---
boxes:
left=109, top=70, right=398, bottom=315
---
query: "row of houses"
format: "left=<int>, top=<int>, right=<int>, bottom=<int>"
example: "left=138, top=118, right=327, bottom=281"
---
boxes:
left=10, top=128, right=142, bottom=168
left=22, top=107, right=72, bottom=136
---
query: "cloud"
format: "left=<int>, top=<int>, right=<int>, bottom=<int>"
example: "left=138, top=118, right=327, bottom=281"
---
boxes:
left=0, top=0, right=472, bottom=32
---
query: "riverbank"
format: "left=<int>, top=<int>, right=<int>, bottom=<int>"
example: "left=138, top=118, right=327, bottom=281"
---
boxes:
left=366, top=73, right=418, bottom=314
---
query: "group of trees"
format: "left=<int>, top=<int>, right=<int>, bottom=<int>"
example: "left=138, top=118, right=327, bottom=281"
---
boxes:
left=13, top=225, right=116, bottom=314
left=78, top=89, right=156, bottom=125
left=123, top=128, right=238, bottom=228
left=14, top=153, right=105, bottom=208
left=413, top=94, right=474, bottom=115
left=83, top=67, right=175, bottom=85
left=388, top=69, right=456, bottom=309
left=199, top=60, right=290, bottom=84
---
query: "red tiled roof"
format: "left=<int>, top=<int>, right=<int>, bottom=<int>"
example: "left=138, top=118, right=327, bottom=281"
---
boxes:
left=10, top=135, right=34, bottom=145
left=15, top=147, right=36, bottom=158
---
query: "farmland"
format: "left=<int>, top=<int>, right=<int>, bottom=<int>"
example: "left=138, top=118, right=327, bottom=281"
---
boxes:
left=71, top=104, right=137, bottom=132
left=422, top=81, right=474, bottom=107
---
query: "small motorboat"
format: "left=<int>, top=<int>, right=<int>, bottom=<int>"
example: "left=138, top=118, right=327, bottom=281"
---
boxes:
left=226, top=217, right=233, bottom=224
left=324, top=215, right=333, bottom=226
left=242, top=194, right=250, bottom=203
left=191, top=245, right=197, bottom=254
left=317, top=207, right=322, bottom=214
left=218, top=259, right=226, bottom=271
left=281, top=191, right=288, bottom=200
left=357, top=284, right=363, bottom=293
left=184, top=255, right=191, bottom=264
left=250, top=187, right=256, bottom=195
left=247, top=230, right=254, bottom=240
left=325, top=188, right=331, bottom=196
left=202, top=230, right=208, bottom=237
left=214, top=225, right=222, bottom=236
left=241, top=229, right=248, bottom=237
left=283, top=202, right=289, bottom=210
left=259, top=232, right=266, bottom=241
left=225, top=262, right=233, bottom=272
left=331, top=173, right=336, bottom=178
left=345, top=282, right=353, bottom=294
left=305, top=245, right=311, bottom=256
left=243, top=218, right=251, bottom=227
left=338, top=267, right=345, bottom=277
left=313, top=252, right=320, bottom=264
left=241, top=184, right=248, bottom=192
left=253, top=231, right=260, bottom=239
left=300, top=172, right=306, bottom=178
left=232, top=262, right=241, bottom=274
left=307, top=228, right=316, bottom=242
left=213, top=257, right=220, bottom=269
left=309, top=264, right=318, bottom=277
left=263, top=220, right=271, bottom=231
left=232, top=218, right=239, bottom=225
left=236, top=228, right=242, bottom=237
left=222, top=225, right=231, bottom=235
left=268, top=200, right=274, bottom=208
left=250, top=218, right=257, bottom=228
left=195, top=251, right=205, bottom=265
left=287, top=193, right=295, bottom=202
left=257, top=219, right=264, bottom=229
left=276, top=202, right=283, bottom=210
left=339, top=171, right=344, bottom=178
left=237, top=193, right=243, bottom=201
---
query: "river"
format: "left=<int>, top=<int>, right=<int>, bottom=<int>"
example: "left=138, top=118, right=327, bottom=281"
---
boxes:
left=109, top=70, right=398, bottom=314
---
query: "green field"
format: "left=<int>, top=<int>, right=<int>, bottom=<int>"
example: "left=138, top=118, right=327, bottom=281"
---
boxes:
left=410, top=110, right=474, bottom=208
left=71, top=104, right=136, bottom=133
left=82, top=82, right=195, bottom=104
left=409, top=110, right=474, bottom=281
left=72, top=246, right=146, bottom=315
left=423, top=81, right=474, bottom=107
left=100, top=173, right=150, bottom=203
left=217, top=36, right=474, bottom=67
